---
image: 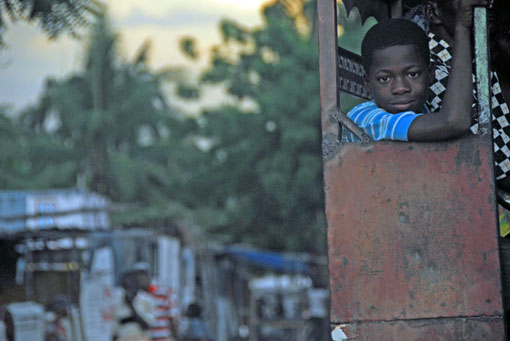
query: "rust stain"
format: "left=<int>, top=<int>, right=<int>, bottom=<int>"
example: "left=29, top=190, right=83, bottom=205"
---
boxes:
left=322, top=132, right=341, bottom=162
left=325, top=136, right=503, bottom=328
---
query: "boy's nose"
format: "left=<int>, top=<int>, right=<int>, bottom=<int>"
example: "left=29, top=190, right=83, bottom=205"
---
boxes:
left=392, top=77, right=411, bottom=95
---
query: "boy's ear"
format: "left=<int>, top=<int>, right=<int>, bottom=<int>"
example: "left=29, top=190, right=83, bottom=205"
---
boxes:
left=423, top=1, right=442, bottom=25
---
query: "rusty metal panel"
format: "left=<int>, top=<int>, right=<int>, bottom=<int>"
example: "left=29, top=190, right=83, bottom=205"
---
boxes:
left=326, top=137, right=503, bottom=325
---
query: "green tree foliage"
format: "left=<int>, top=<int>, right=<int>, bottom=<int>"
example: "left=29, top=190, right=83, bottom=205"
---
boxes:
left=179, top=37, right=199, bottom=61
left=337, top=1, right=376, bottom=54
left=0, top=0, right=103, bottom=47
left=174, top=0, right=326, bottom=253
left=1, top=0, right=373, bottom=254
left=0, top=106, right=75, bottom=189
left=170, top=0, right=374, bottom=252
left=337, top=2, right=377, bottom=113
left=14, top=15, right=194, bottom=207
left=0, top=11, right=217, bottom=230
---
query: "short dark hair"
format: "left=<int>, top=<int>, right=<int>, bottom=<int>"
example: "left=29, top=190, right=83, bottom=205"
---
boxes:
left=361, top=18, right=430, bottom=72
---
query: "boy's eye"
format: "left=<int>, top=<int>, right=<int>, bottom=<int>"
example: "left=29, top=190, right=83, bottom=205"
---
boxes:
left=377, top=76, right=391, bottom=83
left=408, top=71, right=421, bottom=78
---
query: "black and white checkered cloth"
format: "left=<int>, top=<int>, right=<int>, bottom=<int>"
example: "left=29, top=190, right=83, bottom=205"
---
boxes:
left=427, top=32, right=510, bottom=180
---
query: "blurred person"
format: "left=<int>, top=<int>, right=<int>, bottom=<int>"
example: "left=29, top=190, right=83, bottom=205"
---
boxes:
left=133, top=263, right=176, bottom=341
left=180, top=303, right=214, bottom=341
left=113, top=270, right=155, bottom=341
left=45, top=295, right=71, bottom=341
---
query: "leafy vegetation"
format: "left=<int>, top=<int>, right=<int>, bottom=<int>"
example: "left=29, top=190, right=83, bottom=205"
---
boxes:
left=1, top=0, right=370, bottom=254
left=0, top=0, right=103, bottom=47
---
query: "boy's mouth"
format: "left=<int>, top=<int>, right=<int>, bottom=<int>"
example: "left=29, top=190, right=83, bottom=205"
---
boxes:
left=390, top=100, right=415, bottom=112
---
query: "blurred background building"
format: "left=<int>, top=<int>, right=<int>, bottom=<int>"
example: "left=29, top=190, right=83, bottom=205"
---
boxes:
left=0, top=0, right=373, bottom=339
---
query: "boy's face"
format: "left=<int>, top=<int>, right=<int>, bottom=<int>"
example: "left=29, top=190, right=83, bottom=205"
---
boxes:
left=433, top=0, right=457, bottom=38
left=365, top=44, right=431, bottom=114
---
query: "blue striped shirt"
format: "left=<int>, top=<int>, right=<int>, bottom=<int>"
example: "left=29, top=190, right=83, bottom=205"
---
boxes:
left=343, top=101, right=423, bottom=142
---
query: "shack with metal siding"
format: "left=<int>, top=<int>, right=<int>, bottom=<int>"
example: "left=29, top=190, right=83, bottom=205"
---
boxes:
left=0, top=189, right=110, bottom=235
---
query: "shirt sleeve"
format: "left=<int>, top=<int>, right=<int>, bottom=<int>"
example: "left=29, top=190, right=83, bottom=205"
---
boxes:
left=134, top=292, right=157, bottom=326
left=347, top=101, right=422, bottom=141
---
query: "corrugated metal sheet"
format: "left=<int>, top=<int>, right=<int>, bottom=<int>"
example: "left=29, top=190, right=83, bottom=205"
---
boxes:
left=0, top=189, right=110, bottom=234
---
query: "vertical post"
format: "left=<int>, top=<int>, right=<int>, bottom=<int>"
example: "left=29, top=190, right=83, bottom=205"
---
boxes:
left=474, top=7, right=491, bottom=130
left=317, top=0, right=372, bottom=155
left=317, top=0, right=340, bottom=134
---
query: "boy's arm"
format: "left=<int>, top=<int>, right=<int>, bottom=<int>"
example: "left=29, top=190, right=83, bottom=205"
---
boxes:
left=407, top=0, right=489, bottom=141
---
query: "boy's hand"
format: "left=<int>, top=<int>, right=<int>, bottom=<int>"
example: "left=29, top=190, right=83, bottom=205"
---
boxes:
left=455, top=0, right=492, bottom=29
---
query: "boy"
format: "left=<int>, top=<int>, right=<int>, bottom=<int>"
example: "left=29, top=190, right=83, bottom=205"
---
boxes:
left=345, top=0, right=490, bottom=142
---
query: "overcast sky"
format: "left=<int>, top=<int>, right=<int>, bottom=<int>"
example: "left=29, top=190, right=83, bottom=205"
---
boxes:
left=0, top=0, right=269, bottom=112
